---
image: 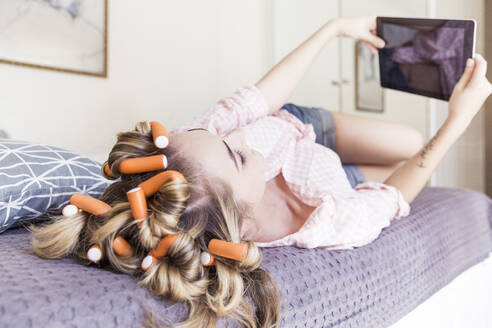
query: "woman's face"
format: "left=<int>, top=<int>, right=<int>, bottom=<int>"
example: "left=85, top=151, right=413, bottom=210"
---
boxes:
left=170, top=127, right=266, bottom=223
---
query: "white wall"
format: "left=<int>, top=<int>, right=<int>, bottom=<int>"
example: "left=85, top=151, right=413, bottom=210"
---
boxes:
left=0, top=0, right=271, bottom=163
left=1, top=0, right=487, bottom=193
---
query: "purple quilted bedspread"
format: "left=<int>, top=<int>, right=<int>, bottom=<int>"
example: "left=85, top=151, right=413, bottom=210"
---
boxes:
left=0, top=186, right=491, bottom=328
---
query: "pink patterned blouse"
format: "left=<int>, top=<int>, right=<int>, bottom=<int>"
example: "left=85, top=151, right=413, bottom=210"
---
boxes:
left=170, top=84, right=411, bottom=250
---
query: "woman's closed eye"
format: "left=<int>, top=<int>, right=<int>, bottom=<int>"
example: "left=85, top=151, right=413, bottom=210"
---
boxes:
left=236, top=150, right=246, bottom=165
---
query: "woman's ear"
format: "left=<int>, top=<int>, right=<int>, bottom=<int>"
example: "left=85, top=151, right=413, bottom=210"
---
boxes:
left=240, top=217, right=254, bottom=240
left=241, top=215, right=262, bottom=241
left=239, top=220, right=248, bottom=239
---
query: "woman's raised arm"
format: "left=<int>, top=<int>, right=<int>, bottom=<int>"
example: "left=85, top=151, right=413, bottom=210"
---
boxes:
left=383, top=54, right=492, bottom=203
left=255, top=16, right=386, bottom=115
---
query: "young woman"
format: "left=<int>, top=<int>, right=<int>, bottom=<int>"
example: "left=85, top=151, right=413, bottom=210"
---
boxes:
left=30, top=16, right=491, bottom=328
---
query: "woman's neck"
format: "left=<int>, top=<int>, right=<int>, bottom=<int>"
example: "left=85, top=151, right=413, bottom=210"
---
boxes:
left=251, top=173, right=315, bottom=242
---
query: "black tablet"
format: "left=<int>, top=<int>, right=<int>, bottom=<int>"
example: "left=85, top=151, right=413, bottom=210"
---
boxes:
left=376, top=17, right=476, bottom=101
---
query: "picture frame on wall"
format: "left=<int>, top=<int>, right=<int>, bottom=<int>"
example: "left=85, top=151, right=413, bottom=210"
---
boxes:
left=355, top=40, right=384, bottom=113
left=0, top=0, right=108, bottom=78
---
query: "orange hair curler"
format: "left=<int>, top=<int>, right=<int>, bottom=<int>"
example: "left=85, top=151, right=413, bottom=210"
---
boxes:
left=138, top=170, right=187, bottom=197
left=102, top=162, right=116, bottom=179
left=64, top=194, right=112, bottom=217
left=141, top=234, right=179, bottom=270
left=119, top=155, right=168, bottom=174
left=140, top=234, right=248, bottom=270
left=200, top=252, right=215, bottom=266
left=112, top=236, right=133, bottom=257
left=62, top=204, right=79, bottom=217
left=208, top=239, right=248, bottom=262
left=87, top=244, right=103, bottom=263
left=127, top=187, right=148, bottom=227
left=150, top=121, right=169, bottom=149
left=150, top=233, right=179, bottom=258
left=141, top=254, right=158, bottom=270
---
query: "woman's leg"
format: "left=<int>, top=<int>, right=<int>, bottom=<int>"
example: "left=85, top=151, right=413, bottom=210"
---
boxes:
left=330, top=111, right=424, bottom=165
left=329, top=110, right=423, bottom=184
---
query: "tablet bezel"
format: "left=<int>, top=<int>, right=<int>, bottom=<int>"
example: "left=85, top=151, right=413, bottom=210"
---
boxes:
left=376, top=16, right=476, bottom=101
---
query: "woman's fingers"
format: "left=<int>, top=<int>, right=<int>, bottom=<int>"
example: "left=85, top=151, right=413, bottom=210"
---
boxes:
left=454, top=57, right=475, bottom=90
left=364, top=16, right=384, bottom=48
left=365, top=32, right=385, bottom=48
left=473, top=55, right=492, bottom=95
left=362, top=40, right=378, bottom=54
left=469, top=54, right=487, bottom=86
left=465, top=54, right=492, bottom=98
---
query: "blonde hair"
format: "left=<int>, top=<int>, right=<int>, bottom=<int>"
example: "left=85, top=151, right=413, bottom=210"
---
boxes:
left=28, top=121, right=281, bottom=328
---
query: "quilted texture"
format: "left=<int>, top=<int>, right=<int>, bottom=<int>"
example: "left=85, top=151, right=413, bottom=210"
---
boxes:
left=0, top=139, right=113, bottom=233
left=0, top=186, right=491, bottom=328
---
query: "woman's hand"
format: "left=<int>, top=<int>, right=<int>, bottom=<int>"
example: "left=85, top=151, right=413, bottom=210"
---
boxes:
left=447, top=54, right=492, bottom=133
left=333, top=15, right=386, bottom=54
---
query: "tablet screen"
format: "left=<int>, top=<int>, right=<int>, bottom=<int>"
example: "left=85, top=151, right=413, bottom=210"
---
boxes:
left=376, top=17, right=475, bottom=101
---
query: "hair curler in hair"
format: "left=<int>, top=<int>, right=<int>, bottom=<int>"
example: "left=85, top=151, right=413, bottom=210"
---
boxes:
left=200, top=240, right=249, bottom=266
left=87, top=244, right=103, bottom=263
left=102, top=161, right=117, bottom=179
left=62, top=204, right=79, bottom=217
left=141, top=233, right=179, bottom=270
left=150, top=121, right=169, bottom=149
left=127, top=187, right=148, bottom=227
left=138, top=170, right=187, bottom=197
left=119, top=155, right=168, bottom=174
left=208, top=239, right=248, bottom=262
left=140, top=234, right=248, bottom=270
left=63, top=193, right=112, bottom=217
left=112, top=236, right=133, bottom=257
left=200, top=251, right=215, bottom=266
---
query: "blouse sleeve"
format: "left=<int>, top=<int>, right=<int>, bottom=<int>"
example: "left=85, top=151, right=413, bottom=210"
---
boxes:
left=316, top=181, right=411, bottom=249
left=254, top=135, right=412, bottom=249
left=170, top=84, right=270, bottom=137
left=253, top=181, right=411, bottom=250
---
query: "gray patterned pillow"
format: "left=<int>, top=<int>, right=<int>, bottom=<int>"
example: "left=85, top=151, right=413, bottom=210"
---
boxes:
left=0, top=139, right=114, bottom=233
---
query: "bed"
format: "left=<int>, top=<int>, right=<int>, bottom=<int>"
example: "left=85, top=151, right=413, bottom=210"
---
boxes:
left=390, top=255, right=492, bottom=328
left=1, top=184, right=491, bottom=327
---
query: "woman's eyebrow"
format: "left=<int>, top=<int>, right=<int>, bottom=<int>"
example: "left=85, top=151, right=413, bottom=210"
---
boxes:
left=187, top=128, right=239, bottom=172
left=186, top=128, right=208, bottom=132
left=222, top=140, right=240, bottom=172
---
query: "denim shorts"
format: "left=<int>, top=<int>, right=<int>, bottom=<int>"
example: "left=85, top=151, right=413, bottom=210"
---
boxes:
left=280, top=103, right=366, bottom=188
